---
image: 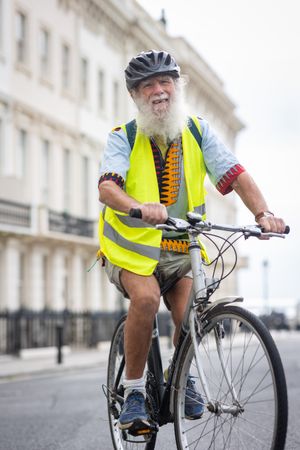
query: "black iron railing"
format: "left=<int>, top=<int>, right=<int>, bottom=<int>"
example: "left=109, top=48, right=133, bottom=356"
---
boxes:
left=0, top=201, right=95, bottom=238
left=0, top=309, right=171, bottom=354
left=0, top=199, right=31, bottom=227
left=49, top=210, right=94, bottom=237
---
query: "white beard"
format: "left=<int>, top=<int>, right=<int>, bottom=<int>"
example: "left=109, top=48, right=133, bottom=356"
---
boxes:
left=133, top=80, right=188, bottom=143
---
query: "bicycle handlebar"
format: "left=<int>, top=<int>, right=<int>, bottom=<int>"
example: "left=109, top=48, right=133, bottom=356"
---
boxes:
left=129, top=208, right=143, bottom=219
left=129, top=208, right=290, bottom=237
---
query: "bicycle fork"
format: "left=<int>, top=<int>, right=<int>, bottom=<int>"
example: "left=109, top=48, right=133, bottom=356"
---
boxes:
left=189, top=308, right=243, bottom=416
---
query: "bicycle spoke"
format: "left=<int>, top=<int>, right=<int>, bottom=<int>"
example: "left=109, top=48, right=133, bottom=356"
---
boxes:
left=107, top=316, right=157, bottom=450
left=174, top=306, right=287, bottom=450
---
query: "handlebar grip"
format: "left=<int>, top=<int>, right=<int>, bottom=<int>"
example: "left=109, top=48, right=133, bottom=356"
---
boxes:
left=261, top=225, right=290, bottom=234
left=129, top=208, right=142, bottom=219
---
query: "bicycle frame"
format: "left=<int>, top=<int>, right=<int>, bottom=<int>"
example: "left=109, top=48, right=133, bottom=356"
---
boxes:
left=146, top=227, right=244, bottom=423
left=107, top=211, right=288, bottom=448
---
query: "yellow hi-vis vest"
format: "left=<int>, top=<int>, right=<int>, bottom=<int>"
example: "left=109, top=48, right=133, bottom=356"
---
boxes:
left=98, top=115, right=207, bottom=276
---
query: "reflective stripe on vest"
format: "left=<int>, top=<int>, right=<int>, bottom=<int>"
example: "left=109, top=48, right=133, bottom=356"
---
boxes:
left=98, top=115, right=207, bottom=276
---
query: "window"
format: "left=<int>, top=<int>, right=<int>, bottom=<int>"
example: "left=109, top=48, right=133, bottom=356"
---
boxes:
left=0, top=0, right=3, bottom=53
left=82, top=156, right=89, bottom=216
left=41, top=139, right=49, bottom=203
left=0, top=119, right=3, bottom=174
left=16, top=129, right=27, bottom=178
left=39, top=28, right=50, bottom=78
left=98, top=70, right=105, bottom=111
left=63, top=148, right=71, bottom=211
left=80, top=57, right=88, bottom=101
left=113, top=80, right=119, bottom=119
left=16, top=11, right=27, bottom=64
left=62, top=43, right=70, bottom=90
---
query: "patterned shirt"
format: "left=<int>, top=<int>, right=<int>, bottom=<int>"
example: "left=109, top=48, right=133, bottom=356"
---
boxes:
left=99, top=117, right=244, bottom=199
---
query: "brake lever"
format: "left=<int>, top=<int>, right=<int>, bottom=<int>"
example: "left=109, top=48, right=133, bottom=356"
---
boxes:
left=156, top=224, right=177, bottom=231
left=260, top=232, right=286, bottom=239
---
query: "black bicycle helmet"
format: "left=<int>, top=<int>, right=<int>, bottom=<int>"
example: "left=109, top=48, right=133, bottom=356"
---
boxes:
left=125, top=50, right=180, bottom=90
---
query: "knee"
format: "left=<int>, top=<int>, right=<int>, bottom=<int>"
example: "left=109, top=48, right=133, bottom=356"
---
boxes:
left=131, top=291, right=160, bottom=317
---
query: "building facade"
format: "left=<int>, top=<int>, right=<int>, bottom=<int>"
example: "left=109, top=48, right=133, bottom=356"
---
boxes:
left=0, top=0, right=243, bottom=352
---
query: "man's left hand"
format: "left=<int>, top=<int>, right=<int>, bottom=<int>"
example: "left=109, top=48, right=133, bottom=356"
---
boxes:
left=257, top=214, right=286, bottom=234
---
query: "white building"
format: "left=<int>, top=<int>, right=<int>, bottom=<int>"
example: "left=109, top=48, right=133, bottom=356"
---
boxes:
left=0, top=0, right=243, bottom=352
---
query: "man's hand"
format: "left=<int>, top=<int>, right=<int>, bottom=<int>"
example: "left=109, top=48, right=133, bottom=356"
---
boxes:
left=139, top=202, right=168, bottom=225
left=256, top=213, right=286, bottom=234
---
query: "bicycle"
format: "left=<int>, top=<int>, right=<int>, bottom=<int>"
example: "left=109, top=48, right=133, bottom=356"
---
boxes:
left=104, top=210, right=289, bottom=449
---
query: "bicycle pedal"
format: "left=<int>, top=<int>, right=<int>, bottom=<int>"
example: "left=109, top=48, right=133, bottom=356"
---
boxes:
left=127, top=419, right=158, bottom=437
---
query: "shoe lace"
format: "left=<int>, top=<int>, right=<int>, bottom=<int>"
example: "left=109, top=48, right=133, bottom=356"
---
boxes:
left=186, top=376, right=196, bottom=390
left=125, top=391, right=145, bottom=411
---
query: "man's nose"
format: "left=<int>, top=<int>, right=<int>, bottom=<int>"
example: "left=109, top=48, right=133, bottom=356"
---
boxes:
left=152, top=81, right=164, bottom=95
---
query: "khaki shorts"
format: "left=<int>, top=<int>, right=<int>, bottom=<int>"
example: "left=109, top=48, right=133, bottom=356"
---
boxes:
left=104, top=251, right=192, bottom=302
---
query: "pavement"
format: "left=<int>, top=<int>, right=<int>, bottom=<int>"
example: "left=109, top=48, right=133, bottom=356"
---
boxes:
left=0, top=337, right=172, bottom=382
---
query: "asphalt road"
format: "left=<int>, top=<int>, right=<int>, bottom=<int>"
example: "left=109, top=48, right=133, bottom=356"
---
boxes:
left=0, top=336, right=299, bottom=450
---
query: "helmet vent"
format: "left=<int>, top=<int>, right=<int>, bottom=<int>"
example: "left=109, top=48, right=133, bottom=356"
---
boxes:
left=125, top=50, right=180, bottom=90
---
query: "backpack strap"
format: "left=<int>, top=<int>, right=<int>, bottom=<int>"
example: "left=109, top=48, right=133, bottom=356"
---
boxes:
left=125, top=119, right=137, bottom=150
left=187, top=116, right=202, bottom=148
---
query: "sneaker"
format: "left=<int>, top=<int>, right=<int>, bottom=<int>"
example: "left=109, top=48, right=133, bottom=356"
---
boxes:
left=118, top=390, right=150, bottom=430
left=164, top=367, right=204, bottom=420
left=185, top=376, right=205, bottom=420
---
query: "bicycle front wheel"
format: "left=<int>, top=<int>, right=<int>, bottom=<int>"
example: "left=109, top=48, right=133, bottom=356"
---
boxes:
left=106, top=315, right=157, bottom=450
left=174, top=305, right=288, bottom=450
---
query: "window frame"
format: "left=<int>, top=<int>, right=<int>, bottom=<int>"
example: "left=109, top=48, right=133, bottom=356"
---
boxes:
left=16, top=127, right=27, bottom=178
left=80, top=56, right=89, bottom=102
left=39, top=26, right=51, bottom=81
left=15, top=9, right=28, bottom=66
left=63, top=148, right=71, bottom=212
left=61, top=41, right=71, bottom=92
left=98, top=69, right=105, bottom=112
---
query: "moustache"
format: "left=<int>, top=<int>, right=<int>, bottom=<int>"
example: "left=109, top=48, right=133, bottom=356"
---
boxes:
left=150, top=94, right=169, bottom=104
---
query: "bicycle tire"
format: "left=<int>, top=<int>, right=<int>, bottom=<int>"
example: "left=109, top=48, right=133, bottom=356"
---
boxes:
left=173, top=304, right=288, bottom=450
left=106, top=315, right=157, bottom=450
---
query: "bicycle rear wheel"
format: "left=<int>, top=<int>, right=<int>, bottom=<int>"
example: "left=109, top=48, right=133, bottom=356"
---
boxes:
left=106, top=315, right=157, bottom=450
left=174, top=305, right=288, bottom=450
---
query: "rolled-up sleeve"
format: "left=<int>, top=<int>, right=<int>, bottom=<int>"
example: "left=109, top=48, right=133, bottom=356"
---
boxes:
left=200, top=118, right=245, bottom=195
left=98, top=128, right=131, bottom=188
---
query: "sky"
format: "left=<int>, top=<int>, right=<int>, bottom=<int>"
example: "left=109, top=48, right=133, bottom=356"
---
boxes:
left=137, top=0, right=300, bottom=307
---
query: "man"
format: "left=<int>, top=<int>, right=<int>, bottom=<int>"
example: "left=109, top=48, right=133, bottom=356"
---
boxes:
left=98, top=50, right=285, bottom=431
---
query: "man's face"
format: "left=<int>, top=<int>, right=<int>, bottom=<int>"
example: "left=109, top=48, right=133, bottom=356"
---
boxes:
left=134, top=75, right=176, bottom=117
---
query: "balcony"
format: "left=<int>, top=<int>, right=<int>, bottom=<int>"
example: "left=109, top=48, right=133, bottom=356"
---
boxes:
left=0, top=199, right=31, bottom=228
left=0, top=199, right=95, bottom=239
left=48, top=210, right=94, bottom=238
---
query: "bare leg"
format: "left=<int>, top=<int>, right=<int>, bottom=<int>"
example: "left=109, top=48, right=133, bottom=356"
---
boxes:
left=165, top=277, right=192, bottom=346
left=120, top=270, right=161, bottom=379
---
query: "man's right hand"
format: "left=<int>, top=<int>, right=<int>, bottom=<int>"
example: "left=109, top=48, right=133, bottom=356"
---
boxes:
left=137, top=202, right=168, bottom=225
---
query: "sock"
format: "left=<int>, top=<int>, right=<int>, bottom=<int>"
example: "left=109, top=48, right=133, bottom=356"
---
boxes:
left=123, top=376, right=146, bottom=399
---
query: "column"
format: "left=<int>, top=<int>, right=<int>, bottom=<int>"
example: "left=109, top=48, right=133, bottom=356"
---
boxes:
left=69, top=252, right=83, bottom=312
left=27, top=246, right=44, bottom=311
left=49, top=250, right=65, bottom=311
left=85, top=261, right=101, bottom=312
left=3, top=239, right=21, bottom=311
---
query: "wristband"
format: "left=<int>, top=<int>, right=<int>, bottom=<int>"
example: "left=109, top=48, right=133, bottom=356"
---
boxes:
left=255, top=211, right=274, bottom=222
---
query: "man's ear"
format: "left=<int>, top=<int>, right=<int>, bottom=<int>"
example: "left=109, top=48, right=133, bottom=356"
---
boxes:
left=130, top=88, right=138, bottom=102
